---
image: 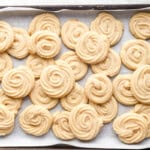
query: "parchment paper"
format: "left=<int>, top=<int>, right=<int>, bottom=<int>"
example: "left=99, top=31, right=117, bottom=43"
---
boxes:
left=0, top=7, right=149, bottom=149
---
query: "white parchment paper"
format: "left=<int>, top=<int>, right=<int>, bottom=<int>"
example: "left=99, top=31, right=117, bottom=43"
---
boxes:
left=0, top=7, right=150, bottom=149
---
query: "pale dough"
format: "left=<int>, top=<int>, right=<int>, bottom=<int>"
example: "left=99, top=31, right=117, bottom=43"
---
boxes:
left=85, top=73, right=112, bottom=104
left=120, top=39, right=150, bottom=70
left=0, top=21, right=14, bottom=53
left=7, top=27, right=30, bottom=59
left=61, top=83, right=88, bottom=111
left=19, top=105, right=53, bottom=136
left=29, top=31, right=61, bottom=59
left=91, top=12, right=124, bottom=46
left=60, top=51, right=88, bottom=81
left=52, top=111, right=75, bottom=140
left=75, top=31, right=109, bottom=64
left=69, top=104, right=103, bottom=141
left=28, top=13, right=61, bottom=35
left=26, top=54, right=54, bottom=78
left=0, top=89, right=22, bottom=115
left=113, top=74, right=138, bottom=105
left=91, top=49, right=121, bottom=77
left=61, top=19, right=89, bottom=50
left=40, top=60, right=75, bottom=98
left=113, top=112, right=148, bottom=144
left=132, top=103, right=150, bottom=138
left=131, top=65, right=150, bottom=104
left=2, top=66, right=35, bottom=98
left=90, top=97, right=118, bottom=124
left=129, top=12, right=150, bottom=40
left=0, top=105, right=15, bottom=136
left=30, top=80, right=58, bottom=110
left=0, top=53, right=13, bottom=81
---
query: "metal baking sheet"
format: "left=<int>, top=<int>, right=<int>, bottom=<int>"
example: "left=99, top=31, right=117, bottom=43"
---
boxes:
left=0, top=6, right=150, bottom=149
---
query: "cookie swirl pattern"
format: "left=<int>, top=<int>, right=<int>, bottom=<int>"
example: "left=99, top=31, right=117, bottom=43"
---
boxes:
left=40, top=60, right=75, bottom=98
left=129, top=12, right=150, bottom=40
left=2, top=66, right=35, bottom=98
left=75, top=31, right=109, bottom=64
left=113, top=112, right=148, bottom=144
left=0, top=105, right=15, bottom=136
left=19, top=105, right=53, bottom=136
left=69, top=104, right=103, bottom=141
left=61, top=19, right=89, bottom=49
left=28, top=13, right=60, bottom=35
left=52, top=111, right=75, bottom=140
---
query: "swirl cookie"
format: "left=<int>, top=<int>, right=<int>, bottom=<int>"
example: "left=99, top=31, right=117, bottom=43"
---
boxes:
left=60, top=51, right=88, bottom=81
left=19, top=105, right=53, bottom=136
left=120, top=39, right=150, bottom=70
left=69, top=104, right=103, bottom=141
left=61, top=19, right=89, bottom=50
left=0, top=53, right=13, bottom=81
left=40, top=60, right=75, bottom=98
left=30, top=80, right=58, bottom=110
left=0, top=105, right=15, bottom=136
left=29, top=31, right=61, bottom=58
left=26, top=54, right=54, bottom=78
left=113, top=74, right=138, bottom=105
left=91, top=12, right=123, bottom=46
left=91, top=49, right=121, bottom=77
left=28, top=13, right=61, bottom=35
left=75, top=31, right=109, bottom=64
left=131, top=65, right=150, bottom=104
left=113, top=112, right=148, bottom=144
left=0, top=21, right=14, bottom=53
left=0, top=89, right=22, bottom=115
left=61, top=83, right=88, bottom=111
left=7, top=27, right=29, bottom=59
left=52, top=111, right=75, bottom=140
left=133, top=104, right=150, bottom=137
left=129, top=12, right=150, bottom=40
left=2, top=66, right=35, bottom=98
left=85, top=73, right=112, bottom=104
left=90, top=97, right=118, bottom=123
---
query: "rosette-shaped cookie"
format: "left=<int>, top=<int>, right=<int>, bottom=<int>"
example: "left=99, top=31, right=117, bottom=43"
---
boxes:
left=0, top=21, right=14, bottom=53
left=90, top=97, right=118, bottom=123
left=60, top=51, right=88, bottom=81
left=0, top=53, right=13, bottom=81
left=7, top=27, right=30, bottom=59
left=40, top=60, right=75, bottom=98
left=2, top=66, right=35, bottom=98
left=0, top=89, right=22, bottom=115
left=61, top=83, right=88, bottom=111
left=133, top=103, right=150, bottom=137
left=30, top=80, right=58, bottom=110
left=113, top=112, right=148, bottom=144
left=28, top=13, right=61, bottom=35
left=29, top=31, right=61, bottom=58
left=61, top=19, right=89, bottom=49
left=91, top=12, right=123, bottom=46
left=129, top=12, right=150, bottom=40
left=19, top=105, right=53, bottom=136
left=120, top=39, right=150, bottom=70
left=75, top=31, right=109, bottom=64
left=85, top=73, right=112, bottom=104
left=0, top=105, right=15, bottom=136
left=91, top=49, right=121, bottom=77
left=69, top=104, right=103, bottom=141
left=113, top=74, right=138, bottom=105
left=131, top=65, right=150, bottom=104
left=26, top=54, right=54, bottom=78
left=52, top=111, right=75, bottom=140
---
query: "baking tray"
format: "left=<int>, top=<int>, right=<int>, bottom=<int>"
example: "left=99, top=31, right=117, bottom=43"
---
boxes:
left=0, top=4, right=150, bottom=149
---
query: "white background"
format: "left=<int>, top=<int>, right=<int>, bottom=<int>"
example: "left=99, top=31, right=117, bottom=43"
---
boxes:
left=0, top=0, right=149, bottom=6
